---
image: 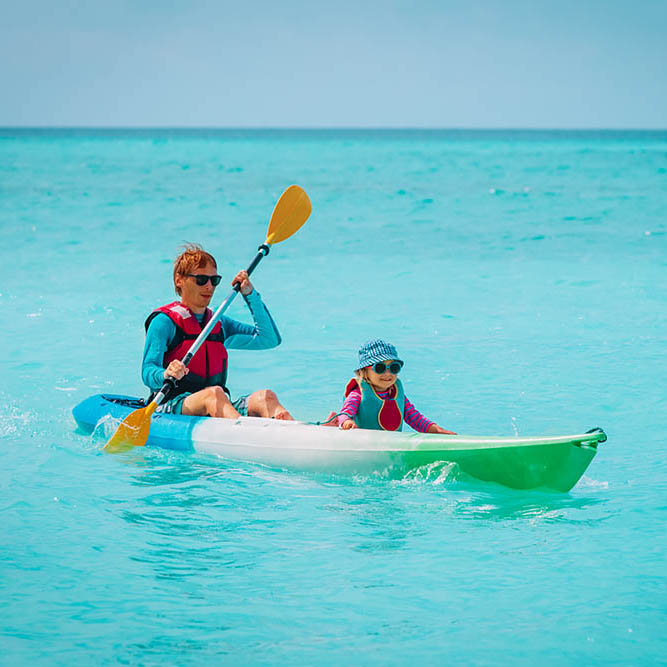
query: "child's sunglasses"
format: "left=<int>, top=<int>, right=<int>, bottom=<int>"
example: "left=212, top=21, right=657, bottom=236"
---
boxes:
left=372, top=361, right=403, bottom=375
left=187, top=273, right=222, bottom=286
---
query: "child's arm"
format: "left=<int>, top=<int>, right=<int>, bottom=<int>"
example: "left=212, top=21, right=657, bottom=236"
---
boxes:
left=338, top=389, right=361, bottom=429
left=404, top=397, right=456, bottom=434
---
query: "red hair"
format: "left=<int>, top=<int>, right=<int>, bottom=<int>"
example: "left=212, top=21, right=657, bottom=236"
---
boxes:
left=173, top=244, right=217, bottom=295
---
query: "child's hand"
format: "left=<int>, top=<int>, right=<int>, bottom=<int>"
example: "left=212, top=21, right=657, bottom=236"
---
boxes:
left=427, top=424, right=457, bottom=435
left=341, top=419, right=358, bottom=430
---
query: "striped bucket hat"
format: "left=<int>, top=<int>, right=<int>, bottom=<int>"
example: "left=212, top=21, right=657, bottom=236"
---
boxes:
left=355, top=339, right=404, bottom=371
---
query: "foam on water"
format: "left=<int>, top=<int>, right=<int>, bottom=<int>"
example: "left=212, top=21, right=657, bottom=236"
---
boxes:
left=398, top=460, right=460, bottom=485
left=89, top=414, right=123, bottom=448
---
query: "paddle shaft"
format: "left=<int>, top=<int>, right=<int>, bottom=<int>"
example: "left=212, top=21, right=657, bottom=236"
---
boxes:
left=152, top=243, right=271, bottom=406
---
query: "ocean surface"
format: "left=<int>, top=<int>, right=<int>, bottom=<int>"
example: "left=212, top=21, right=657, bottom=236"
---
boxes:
left=1, top=129, right=665, bottom=664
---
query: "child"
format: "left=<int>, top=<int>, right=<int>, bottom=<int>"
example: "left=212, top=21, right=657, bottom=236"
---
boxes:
left=337, top=339, right=456, bottom=434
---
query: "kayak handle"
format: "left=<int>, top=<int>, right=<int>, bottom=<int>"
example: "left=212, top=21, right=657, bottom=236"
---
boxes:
left=585, top=427, right=607, bottom=443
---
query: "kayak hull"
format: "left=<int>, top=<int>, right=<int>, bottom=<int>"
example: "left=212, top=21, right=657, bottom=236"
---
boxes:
left=73, top=394, right=605, bottom=492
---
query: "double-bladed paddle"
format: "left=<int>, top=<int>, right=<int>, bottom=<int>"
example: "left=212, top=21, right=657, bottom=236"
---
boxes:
left=104, top=184, right=312, bottom=451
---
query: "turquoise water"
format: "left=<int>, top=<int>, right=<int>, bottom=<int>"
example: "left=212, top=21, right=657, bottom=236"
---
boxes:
left=1, top=129, right=665, bottom=664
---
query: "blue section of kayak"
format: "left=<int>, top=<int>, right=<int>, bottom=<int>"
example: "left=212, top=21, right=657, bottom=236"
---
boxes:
left=73, top=394, right=197, bottom=452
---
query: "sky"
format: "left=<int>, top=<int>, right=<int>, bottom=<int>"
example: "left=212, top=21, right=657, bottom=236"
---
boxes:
left=1, top=0, right=666, bottom=128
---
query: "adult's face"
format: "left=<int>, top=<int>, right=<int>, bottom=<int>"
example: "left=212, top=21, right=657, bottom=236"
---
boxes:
left=175, top=260, right=219, bottom=313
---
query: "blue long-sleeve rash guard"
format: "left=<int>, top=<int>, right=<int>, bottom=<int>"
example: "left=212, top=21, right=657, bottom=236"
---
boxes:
left=142, top=290, right=281, bottom=392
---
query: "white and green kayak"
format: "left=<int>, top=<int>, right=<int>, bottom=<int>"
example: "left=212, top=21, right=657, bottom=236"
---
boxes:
left=73, top=394, right=606, bottom=492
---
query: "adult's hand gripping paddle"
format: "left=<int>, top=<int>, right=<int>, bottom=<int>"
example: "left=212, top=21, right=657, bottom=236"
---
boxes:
left=104, top=185, right=312, bottom=451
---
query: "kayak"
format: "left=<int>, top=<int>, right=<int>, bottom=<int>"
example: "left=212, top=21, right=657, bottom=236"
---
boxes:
left=72, top=394, right=606, bottom=492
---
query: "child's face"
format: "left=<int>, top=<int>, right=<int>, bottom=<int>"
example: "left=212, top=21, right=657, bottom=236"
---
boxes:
left=365, top=360, right=401, bottom=392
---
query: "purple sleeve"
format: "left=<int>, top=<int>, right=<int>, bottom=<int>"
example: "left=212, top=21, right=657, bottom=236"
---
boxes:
left=403, top=396, right=434, bottom=433
left=338, top=389, right=361, bottom=426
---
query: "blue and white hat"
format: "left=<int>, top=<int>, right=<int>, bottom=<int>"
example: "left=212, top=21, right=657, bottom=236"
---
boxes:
left=355, top=339, right=404, bottom=371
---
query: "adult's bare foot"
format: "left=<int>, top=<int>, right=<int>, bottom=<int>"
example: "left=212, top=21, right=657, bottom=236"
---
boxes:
left=273, top=408, right=293, bottom=420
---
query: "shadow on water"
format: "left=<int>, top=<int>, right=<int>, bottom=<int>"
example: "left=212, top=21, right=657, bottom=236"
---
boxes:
left=444, top=483, right=608, bottom=524
left=81, top=426, right=614, bottom=583
left=327, top=461, right=609, bottom=526
left=92, top=451, right=279, bottom=580
left=88, top=419, right=610, bottom=545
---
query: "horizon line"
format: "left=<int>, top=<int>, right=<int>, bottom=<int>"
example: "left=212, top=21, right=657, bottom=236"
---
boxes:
left=1, top=125, right=666, bottom=132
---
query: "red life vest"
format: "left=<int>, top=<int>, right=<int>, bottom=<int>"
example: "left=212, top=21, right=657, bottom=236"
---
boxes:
left=345, top=377, right=404, bottom=431
left=145, top=301, right=229, bottom=397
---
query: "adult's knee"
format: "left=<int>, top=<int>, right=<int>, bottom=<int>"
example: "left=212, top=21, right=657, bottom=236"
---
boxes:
left=247, top=389, right=278, bottom=417
left=203, top=386, right=231, bottom=417
left=258, top=389, right=277, bottom=404
left=204, top=386, right=228, bottom=405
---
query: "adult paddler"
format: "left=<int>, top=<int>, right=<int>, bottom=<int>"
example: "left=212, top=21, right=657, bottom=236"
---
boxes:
left=142, top=243, right=292, bottom=420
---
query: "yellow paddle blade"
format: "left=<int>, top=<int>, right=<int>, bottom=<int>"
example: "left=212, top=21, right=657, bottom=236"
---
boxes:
left=103, top=402, right=157, bottom=452
left=265, top=185, right=312, bottom=245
